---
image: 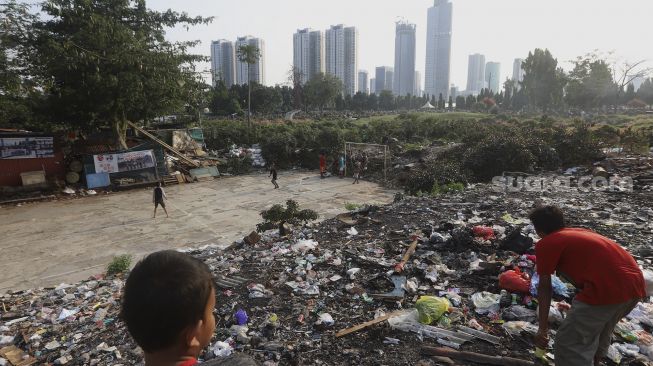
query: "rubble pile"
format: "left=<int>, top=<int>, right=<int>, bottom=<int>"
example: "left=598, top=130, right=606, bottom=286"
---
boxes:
left=1, top=184, right=653, bottom=365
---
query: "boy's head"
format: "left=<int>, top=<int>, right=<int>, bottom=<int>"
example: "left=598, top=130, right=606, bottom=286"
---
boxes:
left=529, top=205, right=565, bottom=237
left=157, top=182, right=162, bottom=187
left=121, top=250, right=215, bottom=357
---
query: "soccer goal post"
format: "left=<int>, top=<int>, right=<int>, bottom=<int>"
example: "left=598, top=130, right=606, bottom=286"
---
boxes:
left=344, top=142, right=389, bottom=181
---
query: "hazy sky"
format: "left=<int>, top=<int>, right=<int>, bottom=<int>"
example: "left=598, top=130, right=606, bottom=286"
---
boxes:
left=149, top=0, right=653, bottom=89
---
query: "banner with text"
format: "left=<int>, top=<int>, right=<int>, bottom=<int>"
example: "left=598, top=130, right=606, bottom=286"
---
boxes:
left=94, top=150, right=155, bottom=174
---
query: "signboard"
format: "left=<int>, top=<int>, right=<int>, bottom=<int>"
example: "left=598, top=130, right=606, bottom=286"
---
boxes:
left=0, top=137, right=55, bottom=159
left=94, top=150, right=156, bottom=174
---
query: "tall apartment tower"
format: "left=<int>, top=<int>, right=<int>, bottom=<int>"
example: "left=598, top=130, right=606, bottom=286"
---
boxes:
left=210, top=40, right=236, bottom=87
left=425, top=0, right=453, bottom=99
left=393, top=22, right=417, bottom=97
left=293, top=29, right=325, bottom=84
left=466, top=53, right=486, bottom=95
left=325, top=24, right=358, bottom=96
left=235, top=36, right=266, bottom=86
left=358, top=70, right=369, bottom=94
left=512, top=58, right=525, bottom=89
left=485, top=62, right=501, bottom=92
left=414, top=71, right=422, bottom=97
left=375, top=66, right=394, bottom=94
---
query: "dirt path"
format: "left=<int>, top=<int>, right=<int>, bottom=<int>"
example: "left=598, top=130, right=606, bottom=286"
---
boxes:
left=0, top=171, right=395, bottom=293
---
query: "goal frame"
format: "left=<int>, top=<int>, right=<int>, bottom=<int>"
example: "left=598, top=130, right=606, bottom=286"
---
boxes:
left=344, top=142, right=389, bottom=181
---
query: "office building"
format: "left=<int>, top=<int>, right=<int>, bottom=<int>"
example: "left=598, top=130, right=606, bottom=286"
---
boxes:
left=425, top=0, right=453, bottom=98
left=450, top=85, right=459, bottom=99
left=393, top=22, right=417, bottom=96
left=414, top=71, right=422, bottom=97
left=375, top=66, right=394, bottom=93
left=358, top=70, right=369, bottom=94
left=466, top=53, right=486, bottom=95
left=485, top=62, right=501, bottom=93
left=370, top=78, right=376, bottom=94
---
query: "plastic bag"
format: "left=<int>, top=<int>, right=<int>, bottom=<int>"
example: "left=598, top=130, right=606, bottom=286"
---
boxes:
left=530, top=273, right=570, bottom=297
left=499, top=267, right=531, bottom=293
left=415, top=296, right=450, bottom=324
left=502, top=321, right=538, bottom=335
left=472, top=226, right=495, bottom=240
left=502, top=305, right=537, bottom=322
left=644, top=269, right=653, bottom=297
left=607, top=344, right=622, bottom=364
left=628, top=303, right=653, bottom=327
left=471, top=291, right=501, bottom=315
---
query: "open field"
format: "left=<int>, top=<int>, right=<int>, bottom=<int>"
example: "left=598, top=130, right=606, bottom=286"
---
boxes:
left=0, top=171, right=396, bottom=293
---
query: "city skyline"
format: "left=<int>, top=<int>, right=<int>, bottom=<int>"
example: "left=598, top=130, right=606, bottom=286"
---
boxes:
left=153, top=0, right=653, bottom=89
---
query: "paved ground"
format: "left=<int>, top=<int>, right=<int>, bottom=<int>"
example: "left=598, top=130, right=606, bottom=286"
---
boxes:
left=0, top=171, right=395, bottom=293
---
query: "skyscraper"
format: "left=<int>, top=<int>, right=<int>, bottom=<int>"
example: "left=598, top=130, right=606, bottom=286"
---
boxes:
left=466, top=53, right=486, bottom=95
left=293, top=29, right=324, bottom=84
left=512, top=58, right=524, bottom=89
left=414, top=71, right=422, bottom=97
left=325, top=24, right=358, bottom=96
left=485, top=62, right=501, bottom=93
left=393, top=22, right=417, bottom=97
left=235, top=36, right=266, bottom=86
left=370, top=78, right=376, bottom=94
left=358, top=70, right=369, bottom=94
left=375, top=66, right=393, bottom=93
left=425, top=0, right=453, bottom=99
left=210, top=40, right=236, bottom=87
left=450, top=85, right=459, bottom=99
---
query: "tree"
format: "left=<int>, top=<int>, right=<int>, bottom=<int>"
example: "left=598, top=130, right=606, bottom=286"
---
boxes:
left=448, top=96, right=453, bottom=111
left=379, top=90, right=395, bottom=111
left=438, top=93, right=445, bottom=109
left=367, top=93, right=378, bottom=110
left=455, top=96, right=466, bottom=110
left=303, top=73, right=342, bottom=112
left=351, top=92, right=367, bottom=111
left=0, top=1, right=41, bottom=128
left=465, top=94, right=476, bottom=108
left=32, top=0, right=211, bottom=149
left=503, top=79, right=514, bottom=109
left=287, top=65, right=304, bottom=110
left=565, top=57, right=614, bottom=109
left=611, top=59, right=651, bottom=112
left=521, top=49, right=567, bottom=112
left=637, top=78, right=653, bottom=107
left=237, top=44, right=261, bottom=128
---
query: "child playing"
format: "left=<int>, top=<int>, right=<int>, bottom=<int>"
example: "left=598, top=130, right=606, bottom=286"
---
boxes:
left=153, top=182, right=169, bottom=218
left=269, top=163, right=279, bottom=189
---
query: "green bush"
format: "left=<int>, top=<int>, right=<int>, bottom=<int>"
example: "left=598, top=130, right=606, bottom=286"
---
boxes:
left=431, top=182, right=465, bottom=195
left=344, top=202, right=361, bottom=211
left=257, top=200, right=319, bottom=233
left=106, top=254, right=132, bottom=275
left=225, top=156, right=252, bottom=175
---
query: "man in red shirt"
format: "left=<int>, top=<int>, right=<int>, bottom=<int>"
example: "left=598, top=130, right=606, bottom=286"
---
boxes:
left=531, top=206, right=645, bottom=366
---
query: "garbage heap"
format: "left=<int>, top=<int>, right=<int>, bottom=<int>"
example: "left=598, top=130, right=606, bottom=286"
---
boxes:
left=1, top=184, right=653, bottom=366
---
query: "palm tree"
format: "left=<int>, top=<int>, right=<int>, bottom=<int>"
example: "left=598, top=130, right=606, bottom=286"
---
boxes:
left=237, top=44, right=261, bottom=129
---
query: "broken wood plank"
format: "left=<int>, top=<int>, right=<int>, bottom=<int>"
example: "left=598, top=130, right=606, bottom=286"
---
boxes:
left=421, top=346, right=535, bottom=366
left=336, top=310, right=406, bottom=338
left=394, top=239, right=418, bottom=273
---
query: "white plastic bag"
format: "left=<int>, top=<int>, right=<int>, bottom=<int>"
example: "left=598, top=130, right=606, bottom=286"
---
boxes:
left=471, top=292, right=501, bottom=315
left=644, top=269, right=653, bottom=297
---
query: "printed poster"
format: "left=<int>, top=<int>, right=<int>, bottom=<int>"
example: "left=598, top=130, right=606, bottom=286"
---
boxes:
left=94, top=150, right=155, bottom=174
left=0, top=137, right=55, bottom=159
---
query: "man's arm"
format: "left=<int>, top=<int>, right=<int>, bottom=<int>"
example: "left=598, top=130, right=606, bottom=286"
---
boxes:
left=536, top=273, right=553, bottom=348
left=162, top=188, right=167, bottom=200
left=152, top=189, right=155, bottom=203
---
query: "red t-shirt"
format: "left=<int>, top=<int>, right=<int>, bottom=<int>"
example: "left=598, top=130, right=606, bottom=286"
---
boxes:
left=536, top=228, right=645, bottom=305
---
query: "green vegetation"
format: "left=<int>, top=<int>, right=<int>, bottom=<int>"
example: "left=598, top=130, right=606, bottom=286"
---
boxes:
left=106, top=254, right=132, bottom=276
left=431, top=182, right=465, bottom=196
left=257, top=200, right=319, bottom=234
left=344, top=202, right=362, bottom=211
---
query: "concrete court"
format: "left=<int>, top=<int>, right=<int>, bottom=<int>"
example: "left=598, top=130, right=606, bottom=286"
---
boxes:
left=0, top=171, right=395, bottom=293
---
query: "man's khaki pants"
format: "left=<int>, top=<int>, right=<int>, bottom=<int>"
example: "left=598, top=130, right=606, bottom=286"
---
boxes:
left=555, top=298, right=640, bottom=366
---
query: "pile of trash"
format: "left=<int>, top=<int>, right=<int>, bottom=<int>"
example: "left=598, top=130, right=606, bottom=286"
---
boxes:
left=1, top=183, right=652, bottom=365
left=228, top=144, right=266, bottom=168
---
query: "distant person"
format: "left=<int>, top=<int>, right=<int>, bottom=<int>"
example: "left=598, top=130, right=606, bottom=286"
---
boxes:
left=530, top=206, right=645, bottom=366
left=338, top=155, right=345, bottom=179
left=319, top=152, right=327, bottom=179
left=269, top=163, right=279, bottom=189
left=153, top=182, right=169, bottom=218
left=361, top=153, right=369, bottom=178
left=121, top=250, right=259, bottom=366
left=352, top=161, right=361, bottom=184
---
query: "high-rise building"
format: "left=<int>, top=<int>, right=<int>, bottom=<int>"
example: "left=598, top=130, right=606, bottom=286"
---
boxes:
left=393, top=22, right=417, bottom=97
left=375, top=66, right=393, bottom=93
left=235, top=36, right=266, bottom=85
left=358, top=70, right=369, bottom=94
left=370, top=78, right=376, bottom=94
left=466, top=53, right=486, bottom=95
left=512, top=58, right=524, bottom=89
left=414, top=71, right=422, bottom=97
left=325, top=24, right=358, bottom=96
left=450, top=85, right=459, bottom=99
left=485, top=62, right=501, bottom=93
left=425, top=0, right=453, bottom=99
left=293, top=29, right=324, bottom=84
left=210, top=40, right=236, bottom=87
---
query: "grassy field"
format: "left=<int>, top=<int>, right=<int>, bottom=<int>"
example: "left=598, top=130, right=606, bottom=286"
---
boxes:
left=354, top=111, right=488, bottom=125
